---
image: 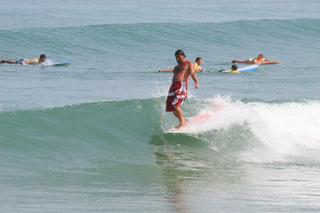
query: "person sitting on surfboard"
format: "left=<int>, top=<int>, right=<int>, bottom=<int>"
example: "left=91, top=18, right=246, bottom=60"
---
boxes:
left=166, top=49, right=199, bottom=130
left=157, top=57, right=205, bottom=73
left=0, top=54, right=47, bottom=65
left=231, top=54, right=271, bottom=65
left=229, top=64, right=240, bottom=73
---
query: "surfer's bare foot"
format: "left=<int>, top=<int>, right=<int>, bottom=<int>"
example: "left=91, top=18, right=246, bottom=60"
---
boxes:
left=175, top=125, right=184, bottom=130
left=175, top=121, right=187, bottom=130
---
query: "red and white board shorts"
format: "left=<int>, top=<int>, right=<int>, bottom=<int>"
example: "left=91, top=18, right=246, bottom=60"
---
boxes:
left=166, top=82, right=188, bottom=112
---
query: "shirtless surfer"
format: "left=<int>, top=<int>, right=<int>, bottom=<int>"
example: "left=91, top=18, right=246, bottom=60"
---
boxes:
left=166, top=49, right=199, bottom=129
left=232, top=54, right=271, bottom=65
left=0, top=54, right=47, bottom=65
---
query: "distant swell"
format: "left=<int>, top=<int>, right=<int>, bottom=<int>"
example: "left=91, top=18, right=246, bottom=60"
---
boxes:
left=1, top=18, right=319, bottom=58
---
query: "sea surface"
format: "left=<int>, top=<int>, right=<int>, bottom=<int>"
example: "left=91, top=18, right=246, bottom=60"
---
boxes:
left=1, top=0, right=320, bottom=212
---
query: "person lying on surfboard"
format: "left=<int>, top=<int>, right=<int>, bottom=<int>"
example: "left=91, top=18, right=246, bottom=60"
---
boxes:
left=157, top=57, right=205, bottom=72
left=0, top=54, right=47, bottom=65
left=166, top=49, right=199, bottom=130
left=231, top=54, right=271, bottom=65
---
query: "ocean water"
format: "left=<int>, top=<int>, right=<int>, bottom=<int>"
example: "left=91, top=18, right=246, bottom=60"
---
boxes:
left=1, top=0, right=320, bottom=212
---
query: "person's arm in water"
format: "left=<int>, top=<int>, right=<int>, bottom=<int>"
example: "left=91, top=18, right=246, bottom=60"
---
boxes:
left=157, top=69, right=173, bottom=73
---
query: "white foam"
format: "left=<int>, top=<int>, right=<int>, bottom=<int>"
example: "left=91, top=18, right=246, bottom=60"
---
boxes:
left=42, top=59, right=54, bottom=65
left=210, top=98, right=320, bottom=165
left=163, top=96, right=320, bottom=165
left=242, top=100, right=320, bottom=164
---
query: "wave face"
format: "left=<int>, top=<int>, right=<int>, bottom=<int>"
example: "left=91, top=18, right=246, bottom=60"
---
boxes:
left=2, top=97, right=320, bottom=168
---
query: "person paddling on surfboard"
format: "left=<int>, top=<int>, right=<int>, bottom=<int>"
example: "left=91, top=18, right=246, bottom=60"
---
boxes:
left=0, top=54, right=47, bottom=65
left=166, top=49, right=199, bottom=130
left=232, top=54, right=271, bottom=65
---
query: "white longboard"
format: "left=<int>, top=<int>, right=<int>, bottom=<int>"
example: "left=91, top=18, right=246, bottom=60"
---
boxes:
left=40, top=62, right=71, bottom=66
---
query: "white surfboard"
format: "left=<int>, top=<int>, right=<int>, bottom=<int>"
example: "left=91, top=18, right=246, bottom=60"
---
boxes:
left=40, top=62, right=71, bottom=66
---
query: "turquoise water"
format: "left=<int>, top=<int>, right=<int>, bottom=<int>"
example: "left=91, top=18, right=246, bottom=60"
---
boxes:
left=1, top=0, right=320, bottom=212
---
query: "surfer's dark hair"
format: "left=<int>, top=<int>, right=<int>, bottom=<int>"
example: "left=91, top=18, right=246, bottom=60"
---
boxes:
left=175, top=49, right=186, bottom=57
left=40, top=54, right=46, bottom=59
left=232, top=64, right=238, bottom=70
